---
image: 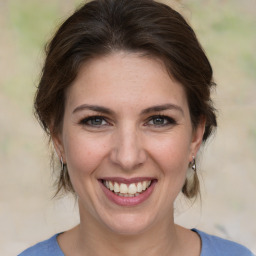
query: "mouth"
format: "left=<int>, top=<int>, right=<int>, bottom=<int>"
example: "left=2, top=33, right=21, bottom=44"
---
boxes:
left=99, top=177, right=157, bottom=206
left=101, top=179, right=152, bottom=197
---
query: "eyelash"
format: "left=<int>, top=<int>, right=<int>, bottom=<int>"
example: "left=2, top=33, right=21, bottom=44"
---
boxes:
left=145, top=115, right=177, bottom=127
left=79, top=115, right=110, bottom=127
left=79, top=115, right=177, bottom=128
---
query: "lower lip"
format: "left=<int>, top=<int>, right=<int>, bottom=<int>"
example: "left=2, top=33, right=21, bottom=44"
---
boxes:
left=99, top=180, right=157, bottom=206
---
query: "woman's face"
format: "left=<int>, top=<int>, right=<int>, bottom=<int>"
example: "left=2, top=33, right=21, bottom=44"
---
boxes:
left=55, top=52, right=204, bottom=235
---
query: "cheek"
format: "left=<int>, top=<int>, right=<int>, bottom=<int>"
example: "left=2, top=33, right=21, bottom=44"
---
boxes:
left=147, top=131, right=191, bottom=175
left=63, top=131, right=108, bottom=177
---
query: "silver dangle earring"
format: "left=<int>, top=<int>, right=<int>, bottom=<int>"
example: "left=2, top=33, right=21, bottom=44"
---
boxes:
left=60, top=156, right=64, bottom=171
left=191, top=156, right=196, bottom=172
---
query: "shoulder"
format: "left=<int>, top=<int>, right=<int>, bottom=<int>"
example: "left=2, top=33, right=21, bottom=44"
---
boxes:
left=18, top=234, right=64, bottom=256
left=192, top=229, right=254, bottom=256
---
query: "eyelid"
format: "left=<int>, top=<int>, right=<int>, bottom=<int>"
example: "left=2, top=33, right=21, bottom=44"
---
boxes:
left=144, top=114, right=177, bottom=126
left=79, top=115, right=111, bottom=127
left=78, top=113, right=177, bottom=127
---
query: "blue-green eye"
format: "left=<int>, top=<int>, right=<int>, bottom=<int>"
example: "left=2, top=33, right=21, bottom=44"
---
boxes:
left=147, top=115, right=176, bottom=126
left=80, top=116, right=108, bottom=126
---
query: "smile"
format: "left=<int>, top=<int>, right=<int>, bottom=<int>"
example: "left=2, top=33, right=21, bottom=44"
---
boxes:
left=99, top=177, right=157, bottom=206
left=103, top=180, right=152, bottom=197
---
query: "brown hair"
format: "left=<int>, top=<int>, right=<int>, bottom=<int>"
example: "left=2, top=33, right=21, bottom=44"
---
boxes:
left=34, top=0, right=217, bottom=198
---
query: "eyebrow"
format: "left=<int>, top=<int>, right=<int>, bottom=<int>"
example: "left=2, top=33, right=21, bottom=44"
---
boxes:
left=73, top=104, right=115, bottom=115
left=73, top=103, right=184, bottom=116
left=141, top=104, right=184, bottom=116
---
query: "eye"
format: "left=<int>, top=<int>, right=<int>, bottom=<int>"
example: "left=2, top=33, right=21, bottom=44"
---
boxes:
left=80, top=116, right=109, bottom=127
left=146, top=115, right=176, bottom=127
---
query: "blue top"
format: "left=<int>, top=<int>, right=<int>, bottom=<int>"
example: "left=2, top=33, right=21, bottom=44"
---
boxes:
left=18, top=229, right=254, bottom=256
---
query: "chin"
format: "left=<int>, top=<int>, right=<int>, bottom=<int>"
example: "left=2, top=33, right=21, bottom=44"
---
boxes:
left=102, top=212, right=154, bottom=236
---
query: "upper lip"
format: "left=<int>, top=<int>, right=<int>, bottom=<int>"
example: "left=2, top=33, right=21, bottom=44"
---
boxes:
left=99, top=177, right=156, bottom=184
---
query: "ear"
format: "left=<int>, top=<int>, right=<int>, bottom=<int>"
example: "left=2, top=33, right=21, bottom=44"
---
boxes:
left=189, top=117, right=206, bottom=161
left=51, top=131, right=66, bottom=163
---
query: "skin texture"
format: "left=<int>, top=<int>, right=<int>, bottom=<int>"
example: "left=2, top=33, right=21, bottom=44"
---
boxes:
left=53, top=52, right=204, bottom=256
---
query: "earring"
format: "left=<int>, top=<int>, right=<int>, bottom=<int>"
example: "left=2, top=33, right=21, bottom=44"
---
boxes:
left=60, top=156, right=65, bottom=171
left=190, top=156, right=196, bottom=172
left=182, top=156, right=199, bottom=198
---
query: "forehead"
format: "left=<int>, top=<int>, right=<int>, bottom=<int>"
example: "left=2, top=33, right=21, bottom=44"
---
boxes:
left=66, top=52, right=189, bottom=113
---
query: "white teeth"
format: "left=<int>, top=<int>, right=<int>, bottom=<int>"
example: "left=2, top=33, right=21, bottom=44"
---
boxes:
left=142, top=181, right=147, bottom=190
left=137, top=182, right=143, bottom=192
left=128, top=183, right=137, bottom=194
left=109, top=181, right=114, bottom=191
left=120, top=183, right=128, bottom=193
left=114, top=182, right=120, bottom=193
left=104, top=180, right=152, bottom=196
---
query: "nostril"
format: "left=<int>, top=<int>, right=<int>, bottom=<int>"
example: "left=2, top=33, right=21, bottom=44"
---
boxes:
left=109, top=130, right=147, bottom=170
left=110, top=148, right=147, bottom=171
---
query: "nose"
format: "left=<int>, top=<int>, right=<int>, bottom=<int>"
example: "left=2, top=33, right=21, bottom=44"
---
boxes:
left=110, top=124, right=147, bottom=171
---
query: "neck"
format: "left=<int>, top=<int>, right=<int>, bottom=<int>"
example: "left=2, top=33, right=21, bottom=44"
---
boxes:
left=74, top=207, right=181, bottom=256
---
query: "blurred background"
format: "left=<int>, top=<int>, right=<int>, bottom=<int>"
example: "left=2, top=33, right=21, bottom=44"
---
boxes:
left=0, top=0, right=255, bottom=255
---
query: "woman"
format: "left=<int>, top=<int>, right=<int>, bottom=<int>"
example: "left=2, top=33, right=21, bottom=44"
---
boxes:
left=19, top=0, right=253, bottom=255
